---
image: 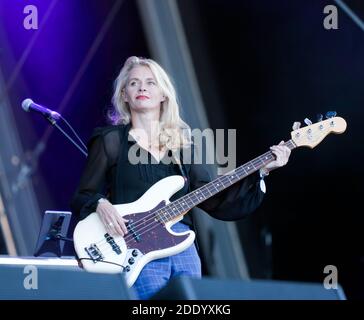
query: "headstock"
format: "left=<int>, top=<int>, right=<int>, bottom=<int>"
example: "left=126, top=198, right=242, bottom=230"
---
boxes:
left=291, top=113, right=347, bottom=149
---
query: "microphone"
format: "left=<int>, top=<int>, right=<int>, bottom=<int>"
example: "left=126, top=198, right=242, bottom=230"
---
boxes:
left=22, top=98, right=61, bottom=120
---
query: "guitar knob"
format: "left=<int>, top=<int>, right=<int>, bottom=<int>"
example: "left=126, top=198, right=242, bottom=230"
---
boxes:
left=316, top=114, right=323, bottom=122
left=128, top=257, right=135, bottom=265
left=124, top=265, right=131, bottom=272
left=325, top=111, right=337, bottom=119
left=132, top=250, right=138, bottom=257
left=304, top=118, right=312, bottom=126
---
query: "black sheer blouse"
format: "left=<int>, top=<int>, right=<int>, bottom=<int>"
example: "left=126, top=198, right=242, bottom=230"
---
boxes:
left=70, top=124, right=265, bottom=225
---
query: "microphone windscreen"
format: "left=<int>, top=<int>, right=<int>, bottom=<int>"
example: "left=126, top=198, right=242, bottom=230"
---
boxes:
left=21, top=98, right=33, bottom=112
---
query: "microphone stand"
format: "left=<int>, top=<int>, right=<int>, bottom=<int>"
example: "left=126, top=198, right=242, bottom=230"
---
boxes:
left=45, top=115, right=88, bottom=157
left=23, top=111, right=87, bottom=257
left=13, top=113, right=87, bottom=194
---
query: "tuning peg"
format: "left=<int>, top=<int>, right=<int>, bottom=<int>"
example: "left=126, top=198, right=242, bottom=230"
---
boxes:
left=316, top=114, right=323, bottom=122
left=292, top=122, right=301, bottom=130
left=325, top=111, right=337, bottom=119
left=304, top=118, right=312, bottom=126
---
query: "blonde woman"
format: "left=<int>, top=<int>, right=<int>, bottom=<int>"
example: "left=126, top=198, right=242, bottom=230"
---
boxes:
left=71, top=56, right=291, bottom=299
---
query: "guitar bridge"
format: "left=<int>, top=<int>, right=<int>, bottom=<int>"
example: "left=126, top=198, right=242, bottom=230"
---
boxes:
left=85, top=244, right=104, bottom=262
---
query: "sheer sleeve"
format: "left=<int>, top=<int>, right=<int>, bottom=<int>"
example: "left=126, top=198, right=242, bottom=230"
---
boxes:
left=70, top=127, right=116, bottom=220
left=188, top=147, right=265, bottom=221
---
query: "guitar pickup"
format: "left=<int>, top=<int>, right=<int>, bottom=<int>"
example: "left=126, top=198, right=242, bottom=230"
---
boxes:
left=127, top=221, right=141, bottom=242
left=104, top=233, right=122, bottom=255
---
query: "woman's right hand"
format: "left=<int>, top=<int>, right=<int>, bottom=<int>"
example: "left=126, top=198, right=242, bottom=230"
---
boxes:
left=96, top=199, right=128, bottom=237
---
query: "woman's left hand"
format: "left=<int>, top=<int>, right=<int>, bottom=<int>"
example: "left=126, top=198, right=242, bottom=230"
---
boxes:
left=262, top=141, right=291, bottom=173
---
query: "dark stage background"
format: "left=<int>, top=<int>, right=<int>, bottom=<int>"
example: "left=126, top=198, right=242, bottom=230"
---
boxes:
left=0, top=0, right=363, bottom=299
left=178, top=0, right=364, bottom=299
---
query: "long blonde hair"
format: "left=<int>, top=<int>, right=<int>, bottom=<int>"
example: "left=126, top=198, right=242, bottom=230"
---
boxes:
left=111, top=56, right=191, bottom=151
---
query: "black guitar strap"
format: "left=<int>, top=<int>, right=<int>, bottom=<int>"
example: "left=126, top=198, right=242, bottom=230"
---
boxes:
left=177, top=147, right=200, bottom=252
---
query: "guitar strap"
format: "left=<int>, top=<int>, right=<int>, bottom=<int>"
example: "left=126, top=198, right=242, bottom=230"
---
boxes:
left=177, top=147, right=200, bottom=253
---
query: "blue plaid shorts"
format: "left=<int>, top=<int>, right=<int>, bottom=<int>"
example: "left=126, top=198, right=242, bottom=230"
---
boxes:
left=131, top=222, right=201, bottom=300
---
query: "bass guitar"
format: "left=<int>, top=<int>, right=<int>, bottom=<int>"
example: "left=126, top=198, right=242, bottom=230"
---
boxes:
left=73, top=115, right=347, bottom=287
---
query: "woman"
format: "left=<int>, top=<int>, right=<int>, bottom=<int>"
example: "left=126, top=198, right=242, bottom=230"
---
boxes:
left=71, top=56, right=291, bottom=299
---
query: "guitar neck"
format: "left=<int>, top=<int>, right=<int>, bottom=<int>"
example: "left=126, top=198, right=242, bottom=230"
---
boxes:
left=156, top=139, right=297, bottom=223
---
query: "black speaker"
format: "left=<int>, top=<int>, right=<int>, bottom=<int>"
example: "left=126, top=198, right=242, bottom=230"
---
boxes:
left=0, top=256, right=136, bottom=300
left=151, top=276, right=346, bottom=300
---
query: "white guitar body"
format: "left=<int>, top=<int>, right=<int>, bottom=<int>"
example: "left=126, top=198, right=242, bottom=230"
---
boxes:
left=73, top=175, right=195, bottom=288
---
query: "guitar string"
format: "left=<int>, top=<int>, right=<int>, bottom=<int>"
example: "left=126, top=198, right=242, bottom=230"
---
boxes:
left=92, top=148, right=276, bottom=251
left=90, top=142, right=295, bottom=254
left=89, top=140, right=295, bottom=255
left=114, top=140, right=295, bottom=244
left=93, top=117, right=336, bottom=251
left=88, top=153, right=273, bottom=254
left=89, top=141, right=295, bottom=256
left=122, top=149, right=276, bottom=241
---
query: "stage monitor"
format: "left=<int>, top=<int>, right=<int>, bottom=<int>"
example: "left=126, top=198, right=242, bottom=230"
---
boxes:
left=151, top=276, right=346, bottom=300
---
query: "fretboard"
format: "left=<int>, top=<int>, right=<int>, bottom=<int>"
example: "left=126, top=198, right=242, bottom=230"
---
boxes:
left=156, top=140, right=296, bottom=223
